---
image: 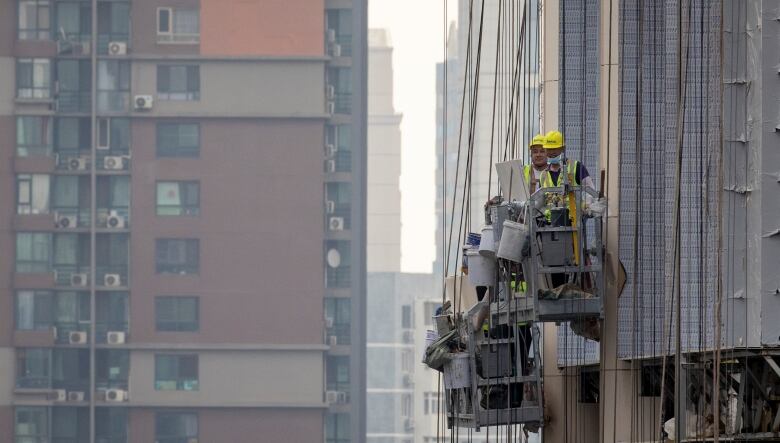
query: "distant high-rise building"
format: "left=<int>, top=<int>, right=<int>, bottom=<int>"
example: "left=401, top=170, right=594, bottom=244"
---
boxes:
left=0, top=0, right=366, bottom=442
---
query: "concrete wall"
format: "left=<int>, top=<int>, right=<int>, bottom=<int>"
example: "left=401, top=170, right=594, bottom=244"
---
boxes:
left=0, top=57, right=15, bottom=115
left=131, top=0, right=201, bottom=56
left=130, top=60, right=326, bottom=118
left=128, top=350, right=324, bottom=407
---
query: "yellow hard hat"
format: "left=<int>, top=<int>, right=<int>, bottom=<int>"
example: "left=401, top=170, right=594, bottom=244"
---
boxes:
left=543, top=130, right=565, bottom=149
left=529, top=134, right=545, bottom=149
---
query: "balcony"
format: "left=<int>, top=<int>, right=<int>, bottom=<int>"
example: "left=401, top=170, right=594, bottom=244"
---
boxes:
left=326, top=266, right=351, bottom=289
left=326, top=323, right=351, bottom=346
left=54, top=265, right=91, bottom=287
left=96, top=266, right=129, bottom=289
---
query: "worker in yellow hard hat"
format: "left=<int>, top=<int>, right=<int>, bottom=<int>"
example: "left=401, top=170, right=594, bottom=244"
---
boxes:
left=541, top=130, right=595, bottom=190
left=522, top=133, right=549, bottom=194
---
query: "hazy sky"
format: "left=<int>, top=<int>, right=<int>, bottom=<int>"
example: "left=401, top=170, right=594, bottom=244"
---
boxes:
left=369, top=0, right=458, bottom=273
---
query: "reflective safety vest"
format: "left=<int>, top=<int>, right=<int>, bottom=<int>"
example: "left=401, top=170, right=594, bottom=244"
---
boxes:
left=523, top=164, right=550, bottom=194
left=540, top=160, right=580, bottom=188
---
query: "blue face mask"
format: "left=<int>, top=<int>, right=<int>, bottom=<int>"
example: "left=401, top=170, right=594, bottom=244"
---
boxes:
left=548, top=155, right=562, bottom=165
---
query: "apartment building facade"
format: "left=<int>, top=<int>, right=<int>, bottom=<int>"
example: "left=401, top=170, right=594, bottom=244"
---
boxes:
left=1, top=0, right=366, bottom=441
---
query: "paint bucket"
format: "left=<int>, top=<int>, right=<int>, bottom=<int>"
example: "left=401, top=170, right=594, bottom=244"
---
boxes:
left=478, top=225, right=496, bottom=258
left=443, top=353, right=471, bottom=389
left=465, top=249, right=495, bottom=286
left=496, top=220, right=528, bottom=262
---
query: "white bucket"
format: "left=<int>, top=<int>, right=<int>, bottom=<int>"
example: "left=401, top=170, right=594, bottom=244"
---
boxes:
left=443, top=353, right=471, bottom=389
left=465, top=249, right=495, bottom=286
left=496, top=220, right=528, bottom=262
left=478, top=225, right=496, bottom=257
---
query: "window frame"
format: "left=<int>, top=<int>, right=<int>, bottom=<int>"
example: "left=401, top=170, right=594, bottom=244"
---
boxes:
left=16, top=232, right=52, bottom=273
left=15, top=290, right=54, bottom=331
left=15, top=407, right=49, bottom=442
left=156, top=181, right=200, bottom=216
left=156, top=7, right=200, bottom=44
left=155, top=354, right=199, bottom=391
left=155, top=411, right=199, bottom=443
left=156, top=122, right=200, bottom=158
left=157, top=65, right=200, bottom=101
left=155, top=238, right=200, bottom=275
left=16, top=115, right=53, bottom=157
left=16, top=58, right=51, bottom=99
left=155, top=296, right=199, bottom=332
left=18, top=0, right=51, bottom=40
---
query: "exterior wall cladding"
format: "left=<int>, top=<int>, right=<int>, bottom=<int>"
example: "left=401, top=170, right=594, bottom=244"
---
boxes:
left=0, top=0, right=367, bottom=441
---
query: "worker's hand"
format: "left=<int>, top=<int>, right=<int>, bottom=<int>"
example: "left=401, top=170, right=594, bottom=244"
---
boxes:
left=484, top=195, right=503, bottom=209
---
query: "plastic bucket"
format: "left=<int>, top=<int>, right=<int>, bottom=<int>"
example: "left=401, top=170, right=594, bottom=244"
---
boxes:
left=478, top=225, right=496, bottom=258
left=496, top=220, right=528, bottom=262
left=466, top=249, right=495, bottom=286
left=444, top=353, right=471, bottom=389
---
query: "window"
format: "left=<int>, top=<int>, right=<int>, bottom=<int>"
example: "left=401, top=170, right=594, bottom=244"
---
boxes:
left=55, top=1, right=91, bottom=42
left=97, top=176, right=130, bottom=211
left=52, top=407, right=89, bottom=442
left=424, top=302, right=441, bottom=326
left=96, top=408, right=128, bottom=442
left=326, top=356, right=350, bottom=392
left=157, top=65, right=200, bottom=100
left=325, top=240, right=351, bottom=288
left=156, top=296, right=199, bottom=332
left=96, top=292, right=129, bottom=337
left=156, top=412, right=198, bottom=443
left=56, top=60, right=91, bottom=112
left=156, top=239, right=199, bottom=275
left=15, top=407, right=48, bottom=442
left=97, top=1, right=130, bottom=48
left=401, top=305, right=412, bottom=329
left=424, top=392, right=440, bottom=415
left=327, top=67, right=351, bottom=114
left=401, top=393, right=412, bottom=418
left=16, top=290, right=53, bottom=330
left=325, top=413, right=350, bottom=443
left=16, top=174, right=50, bottom=214
left=16, top=233, right=51, bottom=273
left=156, top=181, right=200, bottom=216
left=18, top=0, right=51, bottom=40
left=17, top=116, right=52, bottom=156
left=326, top=9, right=352, bottom=56
left=96, top=349, right=129, bottom=388
left=55, top=117, right=91, bottom=152
left=324, top=298, right=350, bottom=345
left=155, top=354, right=199, bottom=390
left=157, top=7, right=200, bottom=43
left=157, top=122, right=200, bottom=157
left=97, top=60, right=130, bottom=112
left=401, top=350, right=413, bottom=373
left=17, top=58, right=51, bottom=99
left=16, top=348, right=51, bottom=388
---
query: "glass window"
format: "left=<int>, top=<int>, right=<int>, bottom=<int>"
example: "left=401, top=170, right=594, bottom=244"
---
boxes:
left=326, top=9, right=352, bottom=56
left=95, top=349, right=129, bottom=387
left=401, top=305, right=412, bottom=329
left=157, top=65, right=200, bottom=100
left=17, top=116, right=52, bottom=157
left=55, top=1, right=91, bottom=42
left=325, top=413, right=350, bottom=443
left=17, top=58, right=51, bottom=99
left=156, top=181, right=200, bottom=216
left=51, top=348, right=89, bottom=385
left=52, top=175, right=81, bottom=211
left=157, top=122, right=200, bottom=157
left=324, top=298, right=350, bottom=345
left=155, top=354, right=199, bottom=391
left=327, top=67, right=351, bottom=114
left=18, top=0, right=51, bottom=40
left=424, top=392, right=440, bottom=415
left=55, top=117, right=91, bottom=152
left=97, top=60, right=130, bottom=112
left=16, top=348, right=51, bottom=388
left=156, top=296, right=199, bottom=332
left=16, top=174, right=50, bottom=214
left=326, top=356, right=350, bottom=392
left=97, top=175, right=130, bottom=210
left=16, top=290, right=53, bottom=331
left=157, top=8, right=200, bottom=43
left=156, top=239, right=199, bottom=275
left=96, top=292, right=129, bottom=331
left=156, top=412, right=198, bottom=443
left=325, top=240, right=351, bottom=288
left=16, top=233, right=51, bottom=273
left=52, top=407, right=89, bottom=442
left=96, top=408, right=128, bottom=442
left=15, top=407, right=49, bottom=442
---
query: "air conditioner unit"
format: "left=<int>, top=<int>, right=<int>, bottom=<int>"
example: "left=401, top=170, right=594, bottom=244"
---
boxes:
left=329, top=216, right=344, bottom=231
left=106, top=210, right=125, bottom=229
left=69, top=331, right=87, bottom=344
left=325, top=317, right=334, bottom=328
left=326, top=29, right=336, bottom=43
left=108, top=41, right=127, bottom=55
left=325, top=200, right=336, bottom=214
left=105, top=389, right=127, bottom=402
left=325, top=159, right=336, bottom=173
left=324, top=143, right=336, bottom=158
left=404, top=418, right=415, bottom=431
left=68, top=391, right=85, bottom=402
left=327, top=101, right=335, bottom=114
left=402, top=330, right=414, bottom=344
left=107, top=331, right=126, bottom=345
left=134, top=95, right=153, bottom=110
left=331, top=43, right=342, bottom=57
left=71, top=273, right=88, bottom=287
left=403, top=374, right=415, bottom=388
left=80, top=42, right=91, bottom=55
left=104, top=273, right=122, bottom=287
left=326, top=390, right=339, bottom=404
left=55, top=213, right=77, bottom=229
left=326, top=85, right=335, bottom=99
left=68, top=157, right=88, bottom=171
left=103, top=156, right=124, bottom=170
left=52, top=389, right=67, bottom=402
left=328, top=335, right=338, bottom=346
